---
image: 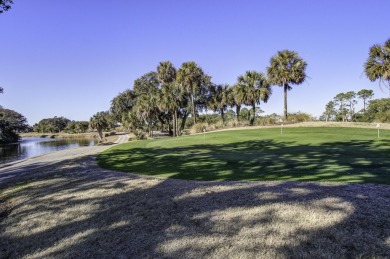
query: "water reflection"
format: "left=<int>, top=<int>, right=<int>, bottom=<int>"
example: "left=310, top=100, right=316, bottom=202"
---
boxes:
left=0, top=137, right=96, bottom=164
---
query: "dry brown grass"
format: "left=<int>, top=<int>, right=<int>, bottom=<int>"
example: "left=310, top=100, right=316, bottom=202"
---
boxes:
left=1, top=150, right=389, bottom=258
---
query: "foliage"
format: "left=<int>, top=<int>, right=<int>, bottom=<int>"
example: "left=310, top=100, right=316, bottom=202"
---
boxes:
left=374, top=111, right=390, bottom=123
left=366, top=98, right=390, bottom=122
left=0, top=0, right=13, bottom=14
left=236, top=71, right=271, bottom=125
left=177, top=62, right=210, bottom=123
left=33, top=116, right=70, bottom=133
left=357, top=89, right=374, bottom=112
left=190, top=122, right=209, bottom=134
left=321, top=101, right=337, bottom=121
left=322, top=90, right=379, bottom=122
left=110, top=89, right=137, bottom=123
left=207, top=84, right=231, bottom=123
left=89, top=111, right=111, bottom=141
left=133, top=129, right=146, bottom=140
left=229, top=84, right=246, bottom=121
left=63, top=121, right=89, bottom=134
left=267, top=50, right=307, bottom=119
left=105, top=58, right=310, bottom=138
left=157, top=61, right=181, bottom=137
left=0, top=108, right=29, bottom=144
left=364, top=39, right=390, bottom=96
left=285, top=112, right=312, bottom=123
left=343, top=91, right=357, bottom=120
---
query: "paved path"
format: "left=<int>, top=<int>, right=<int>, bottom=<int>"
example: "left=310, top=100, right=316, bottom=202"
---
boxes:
left=0, top=134, right=128, bottom=186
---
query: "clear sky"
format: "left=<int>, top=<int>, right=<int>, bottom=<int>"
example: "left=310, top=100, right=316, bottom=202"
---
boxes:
left=0, top=0, right=389, bottom=125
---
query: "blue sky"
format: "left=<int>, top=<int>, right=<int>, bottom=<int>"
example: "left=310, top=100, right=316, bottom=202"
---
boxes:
left=0, top=0, right=389, bottom=125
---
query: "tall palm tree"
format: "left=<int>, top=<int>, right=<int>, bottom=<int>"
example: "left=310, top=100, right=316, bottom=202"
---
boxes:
left=208, top=84, right=230, bottom=123
left=267, top=50, right=307, bottom=119
left=237, top=71, right=271, bottom=125
left=177, top=62, right=205, bottom=124
left=157, top=83, right=183, bottom=136
left=229, top=84, right=246, bottom=121
left=134, top=93, right=159, bottom=137
left=364, top=39, right=390, bottom=97
left=157, top=61, right=180, bottom=137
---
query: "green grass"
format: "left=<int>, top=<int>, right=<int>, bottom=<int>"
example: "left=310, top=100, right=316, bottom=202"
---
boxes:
left=97, top=127, right=390, bottom=184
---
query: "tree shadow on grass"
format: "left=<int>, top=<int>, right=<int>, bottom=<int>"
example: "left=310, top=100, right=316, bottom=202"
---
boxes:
left=98, top=138, right=390, bottom=184
left=0, top=152, right=389, bottom=258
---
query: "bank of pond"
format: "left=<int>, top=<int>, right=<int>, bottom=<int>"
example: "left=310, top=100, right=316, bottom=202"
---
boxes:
left=0, top=137, right=96, bottom=164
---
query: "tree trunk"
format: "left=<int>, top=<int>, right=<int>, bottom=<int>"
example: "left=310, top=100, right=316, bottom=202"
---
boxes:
left=173, top=110, right=178, bottom=137
left=97, top=129, right=104, bottom=142
left=158, top=115, right=165, bottom=132
left=192, top=94, right=196, bottom=124
left=363, top=99, right=366, bottom=113
left=250, top=102, right=256, bottom=126
left=168, top=121, right=172, bottom=136
left=180, top=111, right=189, bottom=131
left=236, top=105, right=241, bottom=121
left=284, top=83, right=288, bottom=119
left=221, top=109, right=225, bottom=123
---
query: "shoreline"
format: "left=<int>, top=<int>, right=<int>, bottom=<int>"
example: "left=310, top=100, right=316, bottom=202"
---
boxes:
left=20, top=132, right=98, bottom=139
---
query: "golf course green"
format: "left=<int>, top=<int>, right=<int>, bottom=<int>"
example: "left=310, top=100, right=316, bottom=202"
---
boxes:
left=97, top=127, right=390, bottom=184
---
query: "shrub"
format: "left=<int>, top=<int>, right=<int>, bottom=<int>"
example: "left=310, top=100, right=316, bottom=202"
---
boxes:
left=226, top=120, right=249, bottom=128
left=133, top=130, right=146, bottom=140
left=286, top=112, right=312, bottom=123
left=190, top=123, right=209, bottom=134
left=374, top=111, right=390, bottom=123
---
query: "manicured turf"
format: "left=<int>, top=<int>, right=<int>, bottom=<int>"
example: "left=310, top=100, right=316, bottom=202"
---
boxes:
left=97, top=127, right=390, bottom=184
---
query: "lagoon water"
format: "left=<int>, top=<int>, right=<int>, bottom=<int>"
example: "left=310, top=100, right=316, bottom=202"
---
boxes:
left=0, top=137, right=96, bottom=164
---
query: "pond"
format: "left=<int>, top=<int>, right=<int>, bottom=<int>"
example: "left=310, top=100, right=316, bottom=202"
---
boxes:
left=0, top=137, right=97, bottom=164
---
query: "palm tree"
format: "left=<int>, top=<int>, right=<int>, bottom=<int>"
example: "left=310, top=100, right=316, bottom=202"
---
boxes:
left=157, top=83, right=183, bottom=136
left=157, top=61, right=180, bottom=137
left=267, top=50, right=307, bottom=119
left=208, top=84, right=230, bottom=123
left=229, top=84, right=246, bottom=121
left=364, top=39, right=390, bottom=97
left=237, top=71, right=271, bottom=125
left=0, top=0, right=13, bottom=14
left=134, top=93, right=159, bottom=137
left=177, top=62, right=205, bottom=124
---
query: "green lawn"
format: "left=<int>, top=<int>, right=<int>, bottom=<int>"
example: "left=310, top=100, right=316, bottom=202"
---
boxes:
left=97, top=127, right=390, bottom=184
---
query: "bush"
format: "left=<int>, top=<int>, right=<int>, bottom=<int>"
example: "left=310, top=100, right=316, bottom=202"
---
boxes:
left=133, top=130, right=146, bottom=140
left=255, top=116, right=279, bottom=126
left=226, top=120, right=249, bottom=128
left=190, top=123, right=209, bottom=134
left=374, top=111, right=390, bottom=123
left=286, top=113, right=312, bottom=123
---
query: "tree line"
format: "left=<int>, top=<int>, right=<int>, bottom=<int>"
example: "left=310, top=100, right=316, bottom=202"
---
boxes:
left=1, top=38, right=388, bottom=143
left=91, top=50, right=308, bottom=139
left=320, top=38, right=390, bottom=123
left=33, top=117, right=90, bottom=134
left=321, top=91, right=390, bottom=123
